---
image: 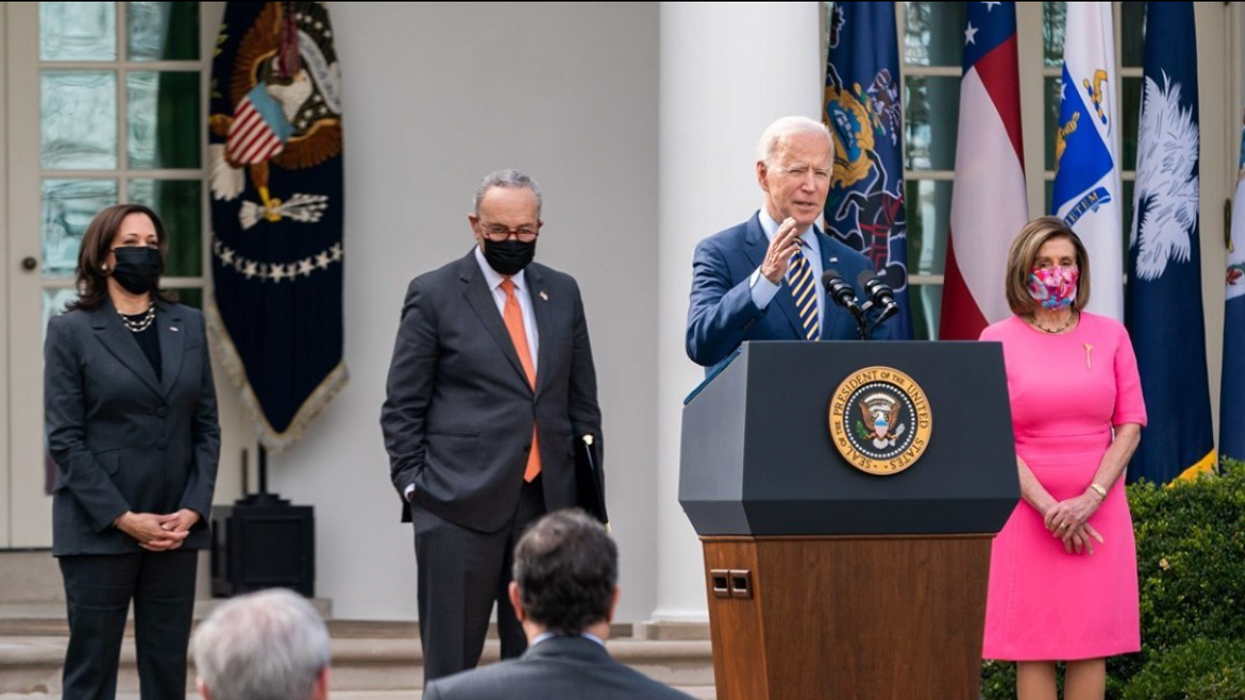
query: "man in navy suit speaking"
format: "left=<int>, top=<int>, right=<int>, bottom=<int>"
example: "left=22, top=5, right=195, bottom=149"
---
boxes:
left=686, top=116, right=896, bottom=372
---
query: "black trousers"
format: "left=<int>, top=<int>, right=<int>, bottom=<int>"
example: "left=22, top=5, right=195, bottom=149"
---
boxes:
left=412, top=477, right=546, bottom=683
left=59, top=550, right=198, bottom=700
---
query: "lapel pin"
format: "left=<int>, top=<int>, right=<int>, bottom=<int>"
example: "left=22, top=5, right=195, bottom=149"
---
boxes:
left=539, top=290, right=549, bottom=302
left=170, top=326, right=179, bottom=332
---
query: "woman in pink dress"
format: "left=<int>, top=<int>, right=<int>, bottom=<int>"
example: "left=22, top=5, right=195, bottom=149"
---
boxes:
left=980, top=217, right=1147, bottom=700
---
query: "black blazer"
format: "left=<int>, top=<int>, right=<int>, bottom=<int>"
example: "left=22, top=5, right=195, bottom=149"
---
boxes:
left=381, top=251, right=603, bottom=532
left=44, top=300, right=221, bottom=556
left=423, top=635, right=696, bottom=700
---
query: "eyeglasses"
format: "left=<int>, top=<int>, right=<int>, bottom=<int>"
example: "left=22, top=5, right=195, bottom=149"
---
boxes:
left=480, top=225, right=539, bottom=243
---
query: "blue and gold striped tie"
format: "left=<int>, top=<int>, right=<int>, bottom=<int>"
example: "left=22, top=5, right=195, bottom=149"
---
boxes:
left=787, top=246, right=820, bottom=340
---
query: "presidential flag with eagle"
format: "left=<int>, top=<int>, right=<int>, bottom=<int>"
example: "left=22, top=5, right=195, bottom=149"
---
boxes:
left=208, top=1, right=346, bottom=452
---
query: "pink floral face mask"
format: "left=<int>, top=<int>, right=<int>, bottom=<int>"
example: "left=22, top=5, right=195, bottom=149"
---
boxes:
left=1027, top=266, right=1079, bottom=310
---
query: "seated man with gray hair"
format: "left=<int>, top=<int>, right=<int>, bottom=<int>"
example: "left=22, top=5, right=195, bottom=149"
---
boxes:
left=424, top=509, right=694, bottom=699
left=192, top=588, right=331, bottom=700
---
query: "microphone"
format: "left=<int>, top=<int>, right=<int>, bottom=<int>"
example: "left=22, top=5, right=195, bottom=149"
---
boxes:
left=857, top=270, right=900, bottom=325
left=821, top=270, right=864, bottom=322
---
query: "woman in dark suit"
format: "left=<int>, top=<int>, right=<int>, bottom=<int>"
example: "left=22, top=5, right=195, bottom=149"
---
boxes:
left=44, top=203, right=221, bottom=700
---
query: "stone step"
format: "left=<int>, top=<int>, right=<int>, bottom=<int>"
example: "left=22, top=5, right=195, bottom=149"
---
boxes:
left=0, top=691, right=719, bottom=700
left=0, top=633, right=715, bottom=696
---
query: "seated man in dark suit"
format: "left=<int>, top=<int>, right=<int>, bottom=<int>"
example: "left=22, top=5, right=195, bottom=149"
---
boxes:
left=423, top=509, right=695, bottom=700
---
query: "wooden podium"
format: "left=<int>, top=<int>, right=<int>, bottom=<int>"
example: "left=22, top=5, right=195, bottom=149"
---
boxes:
left=680, top=341, right=1018, bottom=700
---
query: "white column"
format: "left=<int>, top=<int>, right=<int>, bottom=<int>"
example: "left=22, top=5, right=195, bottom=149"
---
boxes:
left=654, top=1, right=823, bottom=621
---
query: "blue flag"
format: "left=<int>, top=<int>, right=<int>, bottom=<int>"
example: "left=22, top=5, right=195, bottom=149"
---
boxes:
left=823, top=1, right=912, bottom=338
left=208, top=2, right=348, bottom=452
left=1125, top=1, right=1215, bottom=483
left=1221, top=109, right=1245, bottom=463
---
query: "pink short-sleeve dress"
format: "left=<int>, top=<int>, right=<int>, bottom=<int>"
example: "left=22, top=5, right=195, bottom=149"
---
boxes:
left=980, top=312, right=1147, bottom=661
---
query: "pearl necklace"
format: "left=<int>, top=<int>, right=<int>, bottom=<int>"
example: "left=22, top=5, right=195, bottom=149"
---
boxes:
left=118, top=303, right=156, bottom=333
left=1027, top=311, right=1077, bottom=334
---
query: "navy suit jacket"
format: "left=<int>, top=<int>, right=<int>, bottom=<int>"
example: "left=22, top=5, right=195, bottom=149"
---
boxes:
left=44, top=300, right=220, bottom=556
left=423, top=635, right=696, bottom=700
left=686, top=212, right=897, bottom=371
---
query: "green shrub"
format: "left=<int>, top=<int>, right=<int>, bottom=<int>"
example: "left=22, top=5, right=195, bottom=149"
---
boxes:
left=981, top=459, right=1245, bottom=699
left=1121, top=637, right=1245, bottom=700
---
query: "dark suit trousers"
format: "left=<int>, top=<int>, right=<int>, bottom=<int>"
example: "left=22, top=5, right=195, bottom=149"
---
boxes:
left=59, top=550, right=198, bottom=700
left=413, top=477, right=546, bottom=683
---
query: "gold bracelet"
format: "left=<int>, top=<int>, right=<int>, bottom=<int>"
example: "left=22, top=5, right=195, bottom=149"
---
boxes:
left=1089, top=483, right=1108, bottom=500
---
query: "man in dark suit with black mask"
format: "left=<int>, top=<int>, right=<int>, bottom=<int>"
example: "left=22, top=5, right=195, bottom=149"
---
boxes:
left=381, top=169, right=603, bottom=682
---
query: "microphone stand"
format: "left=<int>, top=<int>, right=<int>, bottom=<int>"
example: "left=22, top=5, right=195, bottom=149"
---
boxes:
left=859, top=299, right=899, bottom=339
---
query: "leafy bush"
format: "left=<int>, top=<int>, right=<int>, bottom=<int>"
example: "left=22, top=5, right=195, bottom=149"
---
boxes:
left=981, top=459, right=1245, bottom=699
left=1120, top=638, right=1245, bottom=700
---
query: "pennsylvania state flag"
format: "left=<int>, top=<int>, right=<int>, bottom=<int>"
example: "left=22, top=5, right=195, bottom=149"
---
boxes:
left=1125, top=1, right=1214, bottom=483
left=823, top=1, right=912, bottom=338
left=208, top=2, right=347, bottom=452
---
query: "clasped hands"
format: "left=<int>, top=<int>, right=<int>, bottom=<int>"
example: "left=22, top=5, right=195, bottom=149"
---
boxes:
left=1043, top=491, right=1104, bottom=556
left=113, top=509, right=200, bottom=552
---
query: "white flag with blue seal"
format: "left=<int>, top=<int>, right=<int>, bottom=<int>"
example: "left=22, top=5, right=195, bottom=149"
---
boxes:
left=1051, top=1, right=1123, bottom=320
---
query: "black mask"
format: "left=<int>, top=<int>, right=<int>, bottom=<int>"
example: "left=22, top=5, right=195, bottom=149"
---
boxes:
left=483, top=239, right=537, bottom=276
left=111, top=247, right=163, bottom=295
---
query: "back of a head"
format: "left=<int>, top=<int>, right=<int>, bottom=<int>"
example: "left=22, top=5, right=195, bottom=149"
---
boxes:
left=193, top=588, right=330, bottom=700
left=514, top=509, right=618, bottom=635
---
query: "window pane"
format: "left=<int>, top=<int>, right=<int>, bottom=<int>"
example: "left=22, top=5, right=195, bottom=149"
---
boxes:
left=43, top=288, right=82, bottom=340
left=1043, top=2, right=1066, bottom=69
left=42, top=179, right=120, bottom=279
left=909, top=284, right=942, bottom=341
left=169, top=287, right=203, bottom=309
left=903, top=2, right=966, bottom=67
left=905, top=76, right=960, bottom=171
left=1120, top=2, right=1145, bottom=68
left=128, top=2, right=200, bottom=61
left=1121, top=77, right=1141, bottom=172
left=905, top=179, right=950, bottom=276
left=128, top=71, right=201, bottom=169
left=40, top=2, right=117, bottom=61
left=1044, top=76, right=1062, bottom=172
left=129, top=179, right=202, bottom=277
left=42, top=71, right=118, bottom=170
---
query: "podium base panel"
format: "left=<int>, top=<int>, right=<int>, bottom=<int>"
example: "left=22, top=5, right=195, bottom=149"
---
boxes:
left=702, top=535, right=991, bottom=700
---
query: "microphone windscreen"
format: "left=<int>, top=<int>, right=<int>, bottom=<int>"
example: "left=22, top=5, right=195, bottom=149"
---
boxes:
left=857, top=269, right=877, bottom=289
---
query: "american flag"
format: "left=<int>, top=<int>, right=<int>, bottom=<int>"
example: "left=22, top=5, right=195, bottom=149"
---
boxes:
left=226, top=84, right=291, bottom=164
left=939, top=2, right=1027, bottom=340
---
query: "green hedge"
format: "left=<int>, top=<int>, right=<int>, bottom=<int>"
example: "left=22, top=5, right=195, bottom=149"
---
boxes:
left=1121, top=638, right=1245, bottom=700
left=981, top=459, right=1245, bottom=700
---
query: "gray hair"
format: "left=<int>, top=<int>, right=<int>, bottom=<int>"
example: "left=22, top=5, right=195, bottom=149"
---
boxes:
left=756, top=116, right=833, bottom=167
left=192, top=589, right=330, bottom=700
left=472, top=169, right=543, bottom=215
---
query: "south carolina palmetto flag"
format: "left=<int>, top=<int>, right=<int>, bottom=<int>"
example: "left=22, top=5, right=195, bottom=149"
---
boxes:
left=1125, top=1, right=1214, bottom=483
left=939, top=2, right=1027, bottom=340
left=208, top=2, right=347, bottom=452
left=1051, top=1, right=1123, bottom=321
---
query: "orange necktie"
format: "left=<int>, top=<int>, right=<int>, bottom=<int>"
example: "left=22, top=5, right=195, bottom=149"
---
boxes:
left=501, top=279, right=541, bottom=482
